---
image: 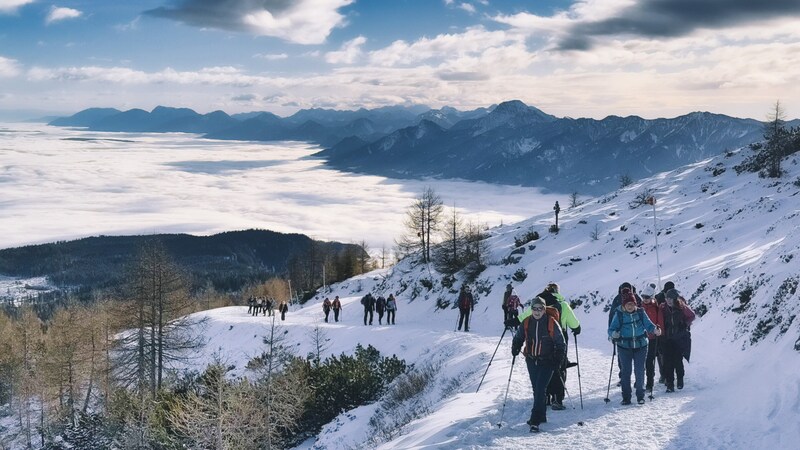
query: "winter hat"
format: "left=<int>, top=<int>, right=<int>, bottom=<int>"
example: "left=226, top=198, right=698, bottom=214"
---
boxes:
left=547, top=282, right=560, bottom=293
left=531, top=296, right=547, bottom=308
left=666, top=288, right=680, bottom=301
left=663, top=281, right=675, bottom=291
left=641, top=282, right=657, bottom=299
left=621, top=288, right=637, bottom=307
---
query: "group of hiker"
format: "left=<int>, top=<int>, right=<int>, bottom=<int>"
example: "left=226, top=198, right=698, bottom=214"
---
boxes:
left=499, top=280, right=695, bottom=433
left=246, top=295, right=289, bottom=320
left=321, top=292, right=398, bottom=325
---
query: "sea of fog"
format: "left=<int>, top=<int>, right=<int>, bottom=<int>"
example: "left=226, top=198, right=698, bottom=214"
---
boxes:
left=0, top=123, right=565, bottom=252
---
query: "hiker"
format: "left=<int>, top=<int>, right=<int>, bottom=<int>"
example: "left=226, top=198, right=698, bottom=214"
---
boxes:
left=640, top=282, right=664, bottom=393
left=264, top=297, right=274, bottom=317
left=252, top=297, right=263, bottom=317
left=247, top=296, right=255, bottom=314
left=609, top=287, right=661, bottom=405
left=537, top=285, right=562, bottom=317
left=278, top=300, right=288, bottom=321
left=502, top=283, right=514, bottom=324
left=361, top=293, right=375, bottom=325
left=608, top=282, right=641, bottom=385
left=505, top=290, right=522, bottom=330
left=457, top=285, right=474, bottom=332
left=660, top=288, right=696, bottom=392
left=376, top=295, right=387, bottom=325
left=322, top=297, right=332, bottom=323
left=511, top=296, right=566, bottom=433
left=655, top=281, right=675, bottom=305
left=544, top=283, right=581, bottom=411
left=332, top=296, right=342, bottom=322
left=386, top=294, right=397, bottom=325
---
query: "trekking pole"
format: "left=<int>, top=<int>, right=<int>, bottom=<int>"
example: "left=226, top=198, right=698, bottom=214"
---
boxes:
left=575, top=335, right=583, bottom=409
left=604, top=343, right=617, bottom=404
left=497, top=355, right=516, bottom=428
left=454, top=310, right=460, bottom=332
left=648, top=196, right=662, bottom=288
left=560, top=373, right=575, bottom=410
left=476, top=328, right=508, bottom=393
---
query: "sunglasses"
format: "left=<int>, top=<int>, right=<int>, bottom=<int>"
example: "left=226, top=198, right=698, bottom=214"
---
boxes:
left=531, top=306, right=544, bottom=312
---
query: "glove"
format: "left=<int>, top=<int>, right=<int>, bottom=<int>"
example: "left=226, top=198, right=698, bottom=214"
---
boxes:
left=504, top=317, right=520, bottom=328
left=611, top=331, right=620, bottom=340
left=572, top=325, right=581, bottom=336
left=512, top=347, right=520, bottom=357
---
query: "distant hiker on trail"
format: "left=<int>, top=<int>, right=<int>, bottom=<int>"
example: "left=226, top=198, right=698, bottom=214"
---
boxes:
left=655, top=281, right=675, bottom=305
left=660, top=288, right=695, bottom=392
left=502, top=283, right=514, bottom=324
left=641, top=282, right=664, bottom=393
left=505, top=290, right=522, bottom=330
left=252, top=297, right=263, bottom=317
left=609, top=287, right=661, bottom=405
left=278, top=300, right=288, bottom=321
left=376, top=295, right=387, bottom=324
left=247, top=296, right=255, bottom=314
left=457, top=285, right=474, bottom=332
left=332, top=296, right=342, bottom=322
left=322, top=297, right=332, bottom=323
left=386, top=294, right=397, bottom=325
left=511, top=296, right=566, bottom=433
left=361, top=293, right=375, bottom=325
left=264, top=297, right=274, bottom=317
left=544, top=283, right=581, bottom=411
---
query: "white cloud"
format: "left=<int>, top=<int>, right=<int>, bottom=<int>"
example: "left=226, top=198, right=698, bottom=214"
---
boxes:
left=146, top=0, right=354, bottom=45
left=325, top=36, right=366, bottom=64
left=0, top=0, right=35, bottom=14
left=45, top=6, right=83, bottom=25
left=459, top=3, right=476, bottom=14
left=0, top=55, right=20, bottom=77
left=254, top=53, right=289, bottom=61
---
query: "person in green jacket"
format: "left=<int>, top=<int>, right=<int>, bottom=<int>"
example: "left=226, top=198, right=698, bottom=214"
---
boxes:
left=544, top=283, right=581, bottom=410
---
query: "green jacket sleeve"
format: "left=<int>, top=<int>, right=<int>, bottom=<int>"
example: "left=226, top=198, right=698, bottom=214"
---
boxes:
left=554, top=293, right=580, bottom=330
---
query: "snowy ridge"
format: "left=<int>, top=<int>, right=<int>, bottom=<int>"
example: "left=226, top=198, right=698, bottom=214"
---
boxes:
left=184, top=147, right=800, bottom=449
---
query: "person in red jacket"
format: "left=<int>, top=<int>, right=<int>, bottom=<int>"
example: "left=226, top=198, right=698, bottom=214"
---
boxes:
left=332, top=296, right=342, bottom=322
left=640, top=282, right=664, bottom=394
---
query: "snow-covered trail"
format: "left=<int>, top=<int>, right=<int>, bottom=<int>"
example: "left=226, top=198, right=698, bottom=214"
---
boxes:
left=189, top=301, right=712, bottom=450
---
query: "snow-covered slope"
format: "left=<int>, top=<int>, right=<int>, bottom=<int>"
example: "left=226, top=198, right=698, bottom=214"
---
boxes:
left=184, top=147, right=800, bottom=449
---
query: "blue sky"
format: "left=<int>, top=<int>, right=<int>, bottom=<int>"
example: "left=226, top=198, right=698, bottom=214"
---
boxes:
left=1, top=0, right=800, bottom=119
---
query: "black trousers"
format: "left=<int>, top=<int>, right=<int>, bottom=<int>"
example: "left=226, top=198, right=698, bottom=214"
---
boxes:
left=458, top=309, right=471, bottom=331
left=364, top=308, right=373, bottom=325
left=333, top=308, right=340, bottom=322
left=386, top=310, right=395, bottom=324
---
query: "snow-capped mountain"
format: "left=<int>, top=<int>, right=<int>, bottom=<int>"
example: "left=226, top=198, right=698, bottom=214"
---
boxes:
left=177, top=146, right=799, bottom=448
left=319, top=100, right=765, bottom=195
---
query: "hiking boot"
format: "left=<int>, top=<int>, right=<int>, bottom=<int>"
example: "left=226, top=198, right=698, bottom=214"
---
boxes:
left=551, top=402, right=566, bottom=411
left=658, top=376, right=665, bottom=384
left=529, top=424, right=540, bottom=433
left=621, top=399, right=632, bottom=405
left=677, top=378, right=684, bottom=390
left=637, top=398, right=645, bottom=405
left=666, top=386, right=675, bottom=393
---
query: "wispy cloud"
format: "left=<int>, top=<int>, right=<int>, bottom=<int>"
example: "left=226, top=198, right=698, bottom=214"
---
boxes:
left=325, top=36, right=366, bottom=64
left=0, top=0, right=35, bottom=14
left=458, top=3, right=476, bottom=14
left=254, top=53, right=288, bottom=60
left=115, top=16, right=141, bottom=32
left=0, top=55, right=20, bottom=77
left=46, top=6, right=83, bottom=25
left=144, top=0, right=354, bottom=44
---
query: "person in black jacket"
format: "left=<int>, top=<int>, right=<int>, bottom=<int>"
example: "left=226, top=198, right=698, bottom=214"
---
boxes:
left=376, top=295, right=387, bottom=324
left=457, top=285, right=474, bottom=332
left=361, top=293, right=375, bottom=325
left=512, top=296, right=566, bottom=433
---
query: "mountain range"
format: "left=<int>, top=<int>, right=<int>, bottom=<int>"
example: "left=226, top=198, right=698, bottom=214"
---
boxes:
left=50, top=101, right=793, bottom=195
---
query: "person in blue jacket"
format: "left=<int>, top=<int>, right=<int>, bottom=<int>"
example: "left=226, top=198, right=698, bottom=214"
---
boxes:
left=608, top=287, right=661, bottom=405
